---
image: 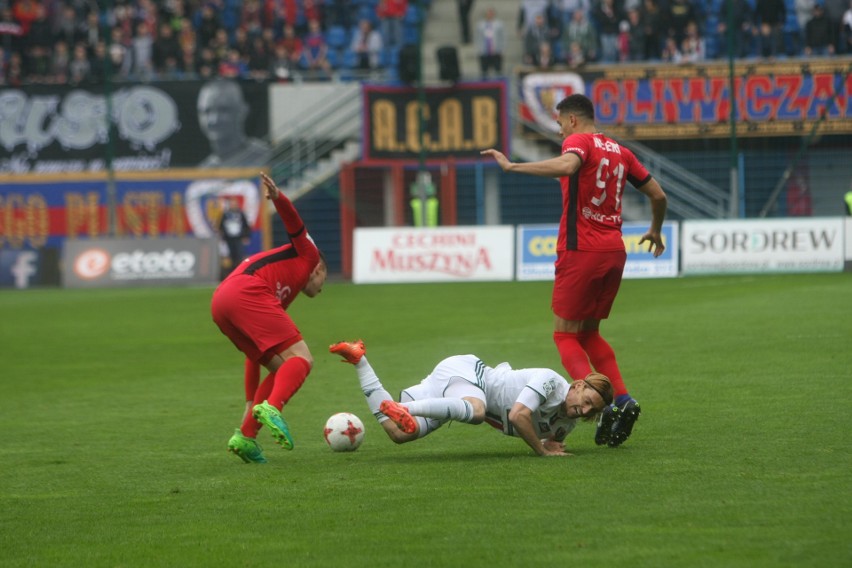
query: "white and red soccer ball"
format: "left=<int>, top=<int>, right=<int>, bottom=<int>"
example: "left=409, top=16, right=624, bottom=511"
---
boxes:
left=323, top=412, right=365, bottom=452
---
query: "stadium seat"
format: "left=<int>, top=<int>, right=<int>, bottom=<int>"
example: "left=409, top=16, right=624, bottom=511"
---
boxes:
left=342, top=49, right=360, bottom=69
left=326, top=25, right=349, bottom=50
left=402, top=25, right=420, bottom=45
left=404, top=5, right=421, bottom=26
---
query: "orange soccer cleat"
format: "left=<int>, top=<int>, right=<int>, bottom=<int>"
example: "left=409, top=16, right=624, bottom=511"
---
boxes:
left=329, top=340, right=366, bottom=364
left=379, top=400, right=418, bottom=434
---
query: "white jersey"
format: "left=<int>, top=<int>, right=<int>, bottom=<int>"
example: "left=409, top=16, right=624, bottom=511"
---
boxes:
left=410, top=355, right=577, bottom=441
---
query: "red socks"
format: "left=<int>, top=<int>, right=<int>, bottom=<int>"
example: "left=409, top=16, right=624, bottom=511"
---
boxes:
left=553, top=331, right=593, bottom=380
left=268, top=356, right=311, bottom=409
left=244, top=359, right=260, bottom=402
left=578, top=330, right=627, bottom=397
left=554, top=330, right=629, bottom=398
left=240, top=357, right=311, bottom=438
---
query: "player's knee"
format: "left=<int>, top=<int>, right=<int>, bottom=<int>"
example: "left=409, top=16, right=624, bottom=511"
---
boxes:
left=298, top=353, right=315, bottom=369
left=467, top=398, right=486, bottom=424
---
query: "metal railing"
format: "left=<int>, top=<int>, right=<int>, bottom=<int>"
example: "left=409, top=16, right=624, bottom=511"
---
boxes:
left=509, top=106, right=730, bottom=219
left=267, top=83, right=362, bottom=192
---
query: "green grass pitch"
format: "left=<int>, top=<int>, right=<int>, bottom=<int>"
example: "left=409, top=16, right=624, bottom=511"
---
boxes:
left=1, top=273, right=850, bottom=567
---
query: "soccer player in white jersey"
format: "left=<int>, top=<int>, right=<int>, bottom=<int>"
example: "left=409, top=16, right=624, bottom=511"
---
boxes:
left=329, top=340, right=613, bottom=457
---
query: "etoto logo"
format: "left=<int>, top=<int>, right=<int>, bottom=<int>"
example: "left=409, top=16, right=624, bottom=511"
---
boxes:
left=73, top=248, right=196, bottom=280
left=112, top=249, right=196, bottom=276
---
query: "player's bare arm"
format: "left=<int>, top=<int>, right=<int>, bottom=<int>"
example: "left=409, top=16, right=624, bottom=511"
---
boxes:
left=508, top=402, right=568, bottom=457
left=636, top=177, right=668, bottom=257
left=260, top=172, right=280, bottom=200
left=480, top=149, right=580, bottom=178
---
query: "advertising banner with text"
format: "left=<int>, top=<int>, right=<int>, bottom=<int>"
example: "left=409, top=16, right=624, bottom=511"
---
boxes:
left=681, top=218, right=844, bottom=274
left=0, top=80, right=269, bottom=173
left=63, top=237, right=219, bottom=288
left=353, top=226, right=515, bottom=283
left=361, top=81, right=510, bottom=164
left=518, top=59, right=852, bottom=140
left=0, top=169, right=269, bottom=263
left=515, top=222, right=680, bottom=281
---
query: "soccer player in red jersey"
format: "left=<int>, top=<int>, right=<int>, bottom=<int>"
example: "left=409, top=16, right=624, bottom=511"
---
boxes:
left=481, top=93, right=667, bottom=447
left=212, top=173, right=328, bottom=463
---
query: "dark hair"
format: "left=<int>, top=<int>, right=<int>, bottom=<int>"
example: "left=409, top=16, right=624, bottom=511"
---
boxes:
left=555, top=94, right=595, bottom=121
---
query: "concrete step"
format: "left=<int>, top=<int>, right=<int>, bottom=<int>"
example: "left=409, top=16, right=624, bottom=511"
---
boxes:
left=420, top=1, right=524, bottom=82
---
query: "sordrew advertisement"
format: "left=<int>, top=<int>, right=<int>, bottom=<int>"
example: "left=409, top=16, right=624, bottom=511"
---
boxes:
left=518, top=59, right=852, bottom=140
left=353, top=226, right=514, bottom=283
left=515, top=223, right=679, bottom=280
left=681, top=218, right=844, bottom=274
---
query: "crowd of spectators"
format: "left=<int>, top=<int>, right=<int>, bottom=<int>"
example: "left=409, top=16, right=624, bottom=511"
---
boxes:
left=0, top=0, right=423, bottom=86
left=519, top=0, right=852, bottom=68
left=0, top=0, right=850, bottom=87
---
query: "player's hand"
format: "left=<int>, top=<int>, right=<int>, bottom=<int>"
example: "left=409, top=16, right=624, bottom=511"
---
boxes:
left=480, top=148, right=512, bottom=172
left=260, top=172, right=280, bottom=200
left=540, top=447, right=573, bottom=457
left=542, top=439, right=565, bottom=453
left=639, top=231, right=666, bottom=258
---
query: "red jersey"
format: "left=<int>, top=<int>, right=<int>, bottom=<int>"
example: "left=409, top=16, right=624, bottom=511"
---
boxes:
left=559, top=133, right=651, bottom=252
left=225, top=194, right=319, bottom=311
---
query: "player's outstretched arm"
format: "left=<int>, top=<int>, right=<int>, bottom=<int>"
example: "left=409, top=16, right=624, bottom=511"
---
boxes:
left=260, top=173, right=319, bottom=263
left=480, top=149, right=580, bottom=179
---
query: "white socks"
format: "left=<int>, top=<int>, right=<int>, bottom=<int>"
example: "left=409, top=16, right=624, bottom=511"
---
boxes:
left=403, top=398, right=476, bottom=423
left=354, top=357, right=392, bottom=423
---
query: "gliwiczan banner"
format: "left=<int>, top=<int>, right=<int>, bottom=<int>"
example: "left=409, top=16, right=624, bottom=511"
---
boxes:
left=518, top=59, right=852, bottom=139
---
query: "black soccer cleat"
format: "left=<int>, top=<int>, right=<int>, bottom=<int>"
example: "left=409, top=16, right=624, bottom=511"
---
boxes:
left=608, top=400, right=641, bottom=448
left=594, top=404, right=620, bottom=446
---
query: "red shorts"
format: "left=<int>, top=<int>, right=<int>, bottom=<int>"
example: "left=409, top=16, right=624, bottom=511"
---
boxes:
left=552, top=249, right=626, bottom=321
left=211, top=273, right=303, bottom=364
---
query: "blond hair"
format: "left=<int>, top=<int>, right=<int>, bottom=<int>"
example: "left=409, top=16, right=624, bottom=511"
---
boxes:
left=582, top=372, right=613, bottom=406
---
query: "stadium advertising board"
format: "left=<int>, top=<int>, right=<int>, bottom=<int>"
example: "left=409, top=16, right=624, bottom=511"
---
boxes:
left=0, top=248, right=59, bottom=289
left=515, top=223, right=679, bottom=281
left=0, top=169, right=268, bottom=284
left=518, top=59, right=852, bottom=139
left=361, top=81, right=509, bottom=164
left=62, top=237, right=219, bottom=288
left=681, top=218, right=844, bottom=274
left=0, top=80, right=269, bottom=172
left=352, top=226, right=514, bottom=283
left=0, top=169, right=267, bottom=249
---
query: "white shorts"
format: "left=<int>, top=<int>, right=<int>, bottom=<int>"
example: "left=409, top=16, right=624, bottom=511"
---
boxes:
left=401, top=355, right=487, bottom=403
left=399, top=354, right=487, bottom=438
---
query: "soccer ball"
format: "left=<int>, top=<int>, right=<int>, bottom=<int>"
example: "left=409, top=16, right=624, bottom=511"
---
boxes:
left=323, top=412, right=365, bottom=452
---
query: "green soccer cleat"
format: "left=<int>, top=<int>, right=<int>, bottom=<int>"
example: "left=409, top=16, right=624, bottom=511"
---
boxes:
left=227, top=429, right=267, bottom=464
left=252, top=401, right=295, bottom=450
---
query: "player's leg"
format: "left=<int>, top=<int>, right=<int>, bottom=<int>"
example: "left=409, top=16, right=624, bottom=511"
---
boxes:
left=384, top=356, right=487, bottom=435
left=330, top=340, right=418, bottom=443
left=551, top=250, right=595, bottom=380
left=242, top=359, right=261, bottom=423
left=211, top=280, right=271, bottom=461
left=401, top=378, right=486, bottom=424
left=250, top=339, right=312, bottom=451
left=580, top=250, right=641, bottom=447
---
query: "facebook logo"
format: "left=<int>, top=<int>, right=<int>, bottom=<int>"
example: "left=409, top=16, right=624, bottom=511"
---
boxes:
left=0, top=250, right=40, bottom=289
